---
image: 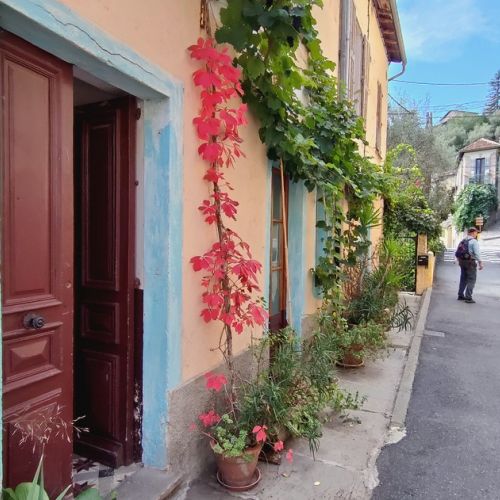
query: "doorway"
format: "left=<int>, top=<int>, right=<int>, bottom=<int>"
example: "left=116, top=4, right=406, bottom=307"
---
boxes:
left=1, top=31, right=140, bottom=494
left=73, top=83, right=139, bottom=469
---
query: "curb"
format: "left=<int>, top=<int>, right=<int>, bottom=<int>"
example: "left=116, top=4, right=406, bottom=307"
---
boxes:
left=390, top=287, right=432, bottom=429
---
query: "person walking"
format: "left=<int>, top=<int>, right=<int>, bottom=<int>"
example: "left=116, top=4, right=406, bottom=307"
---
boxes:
left=457, top=227, right=483, bottom=303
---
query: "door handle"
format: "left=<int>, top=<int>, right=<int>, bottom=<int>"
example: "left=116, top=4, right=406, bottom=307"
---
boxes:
left=23, top=312, right=46, bottom=329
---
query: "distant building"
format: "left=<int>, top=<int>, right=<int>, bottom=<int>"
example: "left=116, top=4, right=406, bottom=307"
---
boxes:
left=456, top=138, right=500, bottom=199
left=439, top=110, right=479, bottom=125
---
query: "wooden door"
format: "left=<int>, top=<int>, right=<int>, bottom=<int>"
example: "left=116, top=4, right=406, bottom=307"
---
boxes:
left=269, top=168, right=288, bottom=331
left=1, top=31, right=73, bottom=495
left=74, top=97, right=136, bottom=467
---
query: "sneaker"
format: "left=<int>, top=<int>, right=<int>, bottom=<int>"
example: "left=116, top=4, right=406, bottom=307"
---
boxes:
left=465, top=299, right=476, bottom=303
left=457, top=296, right=465, bottom=300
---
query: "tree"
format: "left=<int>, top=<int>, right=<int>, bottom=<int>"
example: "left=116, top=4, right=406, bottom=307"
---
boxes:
left=484, top=70, right=500, bottom=116
left=388, top=104, right=455, bottom=220
left=453, top=184, right=498, bottom=231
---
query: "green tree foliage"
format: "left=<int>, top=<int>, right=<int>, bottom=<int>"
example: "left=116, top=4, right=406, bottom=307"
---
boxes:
left=382, top=145, right=442, bottom=239
left=388, top=107, right=454, bottom=192
left=435, top=113, right=500, bottom=154
left=388, top=105, right=455, bottom=222
left=453, top=183, right=498, bottom=231
left=484, top=70, right=500, bottom=116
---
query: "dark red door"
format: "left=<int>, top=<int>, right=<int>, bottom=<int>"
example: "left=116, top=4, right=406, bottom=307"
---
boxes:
left=269, top=168, right=288, bottom=331
left=1, top=31, right=73, bottom=495
left=74, top=98, right=136, bottom=467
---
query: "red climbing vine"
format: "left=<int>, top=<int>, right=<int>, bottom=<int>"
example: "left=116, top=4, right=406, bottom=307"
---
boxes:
left=188, top=37, right=267, bottom=404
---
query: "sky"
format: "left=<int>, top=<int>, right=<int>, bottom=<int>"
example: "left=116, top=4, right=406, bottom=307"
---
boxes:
left=389, top=0, right=500, bottom=123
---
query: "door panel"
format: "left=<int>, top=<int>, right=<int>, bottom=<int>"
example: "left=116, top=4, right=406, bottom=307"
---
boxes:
left=269, top=168, right=288, bottom=331
left=74, top=98, right=136, bottom=467
left=1, top=31, right=73, bottom=495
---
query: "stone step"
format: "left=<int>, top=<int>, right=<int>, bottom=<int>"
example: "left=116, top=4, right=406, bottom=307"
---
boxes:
left=114, top=467, right=183, bottom=500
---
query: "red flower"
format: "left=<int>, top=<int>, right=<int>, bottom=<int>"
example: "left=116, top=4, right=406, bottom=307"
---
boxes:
left=252, top=425, right=268, bottom=443
left=199, top=410, right=221, bottom=427
left=204, top=372, right=227, bottom=392
left=273, top=440, right=284, bottom=452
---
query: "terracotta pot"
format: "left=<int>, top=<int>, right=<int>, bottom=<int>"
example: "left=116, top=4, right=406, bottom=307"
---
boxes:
left=337, top=343, right=364, bottom=368
left=213, top=442, right=263, bottom=490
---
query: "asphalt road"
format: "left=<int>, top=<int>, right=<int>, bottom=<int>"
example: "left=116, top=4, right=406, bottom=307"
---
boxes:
left=373, top=259, right=500, bottom=500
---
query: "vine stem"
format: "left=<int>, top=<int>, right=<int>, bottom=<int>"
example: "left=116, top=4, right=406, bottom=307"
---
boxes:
left=212, top=160, right=237, bottom=415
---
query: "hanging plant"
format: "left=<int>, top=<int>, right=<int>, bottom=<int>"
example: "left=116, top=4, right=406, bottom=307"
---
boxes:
left=215, top=0, right=384, bottom=301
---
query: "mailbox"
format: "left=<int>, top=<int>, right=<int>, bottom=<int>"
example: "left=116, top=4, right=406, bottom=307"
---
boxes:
left=417, top=254, right=429, bottom=267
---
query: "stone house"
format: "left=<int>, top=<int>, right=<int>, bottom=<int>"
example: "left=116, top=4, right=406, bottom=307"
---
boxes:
left=456, top=138, right=500, bottom=200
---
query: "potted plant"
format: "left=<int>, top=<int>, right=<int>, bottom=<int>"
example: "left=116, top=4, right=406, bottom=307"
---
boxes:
left=334, top=321, right=386, bottom=368
left=194, top=372, right=291, bottom=491
left=236, top=328, right=363, bottom=459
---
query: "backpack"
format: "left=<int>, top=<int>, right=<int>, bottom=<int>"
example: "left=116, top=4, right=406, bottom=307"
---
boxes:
left=455, top=238, right=471, bottom=260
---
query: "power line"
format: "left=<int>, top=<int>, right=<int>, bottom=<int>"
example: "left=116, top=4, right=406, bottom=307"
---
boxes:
left=388, top=94, right=413, bottom=113
left=391, top=79, right=490, bottom=86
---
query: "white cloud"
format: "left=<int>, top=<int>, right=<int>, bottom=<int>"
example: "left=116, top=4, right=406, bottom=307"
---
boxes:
left=398, top=0, right=496, bottom=62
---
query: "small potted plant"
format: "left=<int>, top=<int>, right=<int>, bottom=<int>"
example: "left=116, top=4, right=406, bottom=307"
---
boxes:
left=334, top=321, right=386, bottom=368
left=194, top=372, right=291, bottom=491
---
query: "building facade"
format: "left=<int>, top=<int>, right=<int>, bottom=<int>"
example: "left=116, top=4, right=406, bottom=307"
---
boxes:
left=0, top=0, right=405, bottom=491
left=456, top=138, right=500, bottom=199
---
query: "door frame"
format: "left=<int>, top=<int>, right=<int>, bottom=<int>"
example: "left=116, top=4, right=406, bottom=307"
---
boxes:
left=0, top=0, right=184, bottom=469
left=269, top=167, right=289, bottom=331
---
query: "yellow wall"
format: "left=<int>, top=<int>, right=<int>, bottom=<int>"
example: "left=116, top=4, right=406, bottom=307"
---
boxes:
left=60, top=0, right=269, bottom=381
left=58, top=0, right=393, bottom=382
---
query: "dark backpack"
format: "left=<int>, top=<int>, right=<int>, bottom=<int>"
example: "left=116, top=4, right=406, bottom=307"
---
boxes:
left=455, top=238, right=471, bottom=260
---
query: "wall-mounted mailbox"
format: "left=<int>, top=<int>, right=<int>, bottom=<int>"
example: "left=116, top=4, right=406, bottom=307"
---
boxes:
left=417, top=254, right=429, bottom=267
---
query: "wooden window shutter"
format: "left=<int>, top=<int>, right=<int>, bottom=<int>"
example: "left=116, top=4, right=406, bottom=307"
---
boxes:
left=361, top=35, right=370, bottom=120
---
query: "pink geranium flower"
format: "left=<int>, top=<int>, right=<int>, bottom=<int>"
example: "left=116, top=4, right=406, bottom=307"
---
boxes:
left=204, top=372, right=227, bottom=392
left=199, top=410, right=221, bottom=427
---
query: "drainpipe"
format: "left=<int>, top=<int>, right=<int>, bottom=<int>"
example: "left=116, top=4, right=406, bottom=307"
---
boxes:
left=387, top=0, right=407, bottom=81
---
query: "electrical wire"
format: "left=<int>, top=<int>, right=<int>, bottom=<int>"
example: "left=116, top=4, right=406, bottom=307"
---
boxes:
left=391, top=79, right=490, bottom=86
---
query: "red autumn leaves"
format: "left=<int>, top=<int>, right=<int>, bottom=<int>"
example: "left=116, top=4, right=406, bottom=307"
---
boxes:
left=188, top=38, right=267, bottom=335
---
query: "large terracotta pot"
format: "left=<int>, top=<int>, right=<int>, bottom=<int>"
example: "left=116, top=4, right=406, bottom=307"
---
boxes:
left=213, top=442, right=263, bottom=491
left=337, top=343, right=364, bottom=368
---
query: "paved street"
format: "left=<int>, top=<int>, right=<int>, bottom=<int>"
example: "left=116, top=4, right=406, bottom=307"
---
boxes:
left=373, top=259, right=500, bottom=499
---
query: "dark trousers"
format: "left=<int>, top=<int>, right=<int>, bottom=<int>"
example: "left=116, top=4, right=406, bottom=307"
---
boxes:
left=458, top=260, right=477, bottom=299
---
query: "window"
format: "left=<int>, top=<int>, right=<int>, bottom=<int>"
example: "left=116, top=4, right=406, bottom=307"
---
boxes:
left=340, top=0, right=369, bottom=117
left=474, top=158, right=485, bottom=183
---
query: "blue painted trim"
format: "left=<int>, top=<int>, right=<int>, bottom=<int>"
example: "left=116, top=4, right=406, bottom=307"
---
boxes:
left=314, top=189, right=325, bottom=298
left=288, top=181, right=307, bottom=335
left=0, top=0, right=184, bottom=469
left=142, top=97, right=184, bottom=467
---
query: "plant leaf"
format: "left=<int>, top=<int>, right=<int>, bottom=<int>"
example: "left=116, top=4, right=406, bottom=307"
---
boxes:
left=54, top=485, right=72, bottom=500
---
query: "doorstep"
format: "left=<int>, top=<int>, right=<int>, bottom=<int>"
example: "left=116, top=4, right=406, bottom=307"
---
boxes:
left=114, top=467, right=183, bottom=500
